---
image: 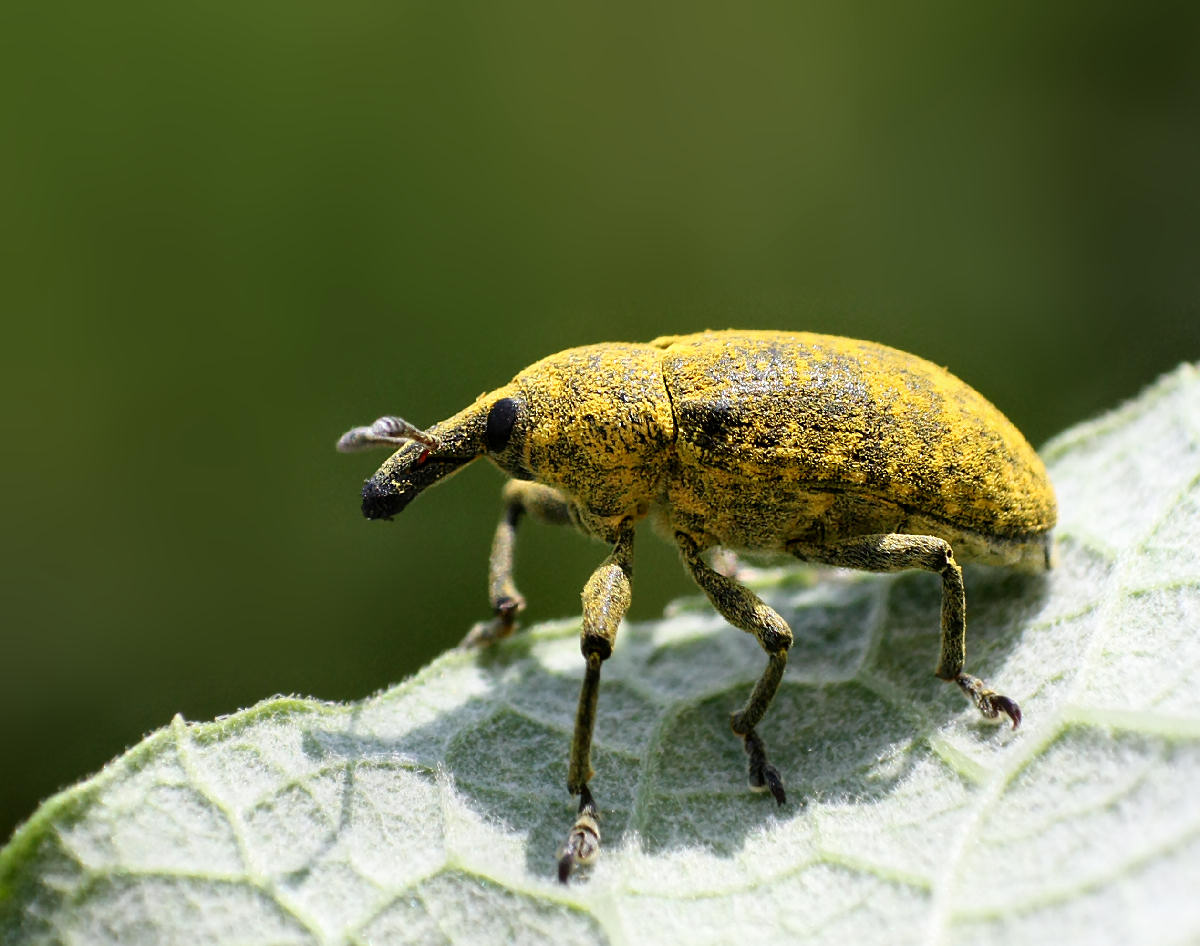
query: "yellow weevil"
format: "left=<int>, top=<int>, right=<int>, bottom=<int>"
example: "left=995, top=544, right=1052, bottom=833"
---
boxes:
left=338, top=330, right=1056, bottom=882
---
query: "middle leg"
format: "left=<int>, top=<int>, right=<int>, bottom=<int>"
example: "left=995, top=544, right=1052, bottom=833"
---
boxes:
left=676, top=532, right=793, bottom=804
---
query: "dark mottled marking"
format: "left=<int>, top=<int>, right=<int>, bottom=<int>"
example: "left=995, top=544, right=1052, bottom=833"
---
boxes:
left=687, top=397, right=735, bottom=448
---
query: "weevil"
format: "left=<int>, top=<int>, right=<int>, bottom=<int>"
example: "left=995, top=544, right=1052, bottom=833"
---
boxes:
left=338, top=330, right=1056, bottom=882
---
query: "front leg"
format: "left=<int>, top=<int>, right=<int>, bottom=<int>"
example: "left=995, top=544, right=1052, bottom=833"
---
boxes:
left=459, top=481, right=574, bottom=649
left=558, top=518, right=635, bottom=883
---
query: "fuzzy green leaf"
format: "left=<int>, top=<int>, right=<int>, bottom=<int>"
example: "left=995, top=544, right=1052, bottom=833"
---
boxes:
left=4, top=366, right=1200, bottom=946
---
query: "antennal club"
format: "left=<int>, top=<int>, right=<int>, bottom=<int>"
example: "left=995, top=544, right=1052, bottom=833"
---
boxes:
left=336, top=415, right=443, bottom=453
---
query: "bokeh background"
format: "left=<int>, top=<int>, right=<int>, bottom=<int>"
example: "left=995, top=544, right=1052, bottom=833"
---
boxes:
left=3, top=2, right=1198, bottom=843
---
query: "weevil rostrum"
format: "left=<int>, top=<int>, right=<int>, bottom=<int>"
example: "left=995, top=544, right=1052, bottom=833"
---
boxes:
left=338, top=330, right=1056, bottom=882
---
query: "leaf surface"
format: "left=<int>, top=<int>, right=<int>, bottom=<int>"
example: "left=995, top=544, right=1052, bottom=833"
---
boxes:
left=4, top=365, right=1200, bottom=946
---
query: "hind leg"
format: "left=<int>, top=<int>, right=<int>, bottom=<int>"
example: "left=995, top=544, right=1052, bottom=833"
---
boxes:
left=788, top=533, right=1020, bottom=727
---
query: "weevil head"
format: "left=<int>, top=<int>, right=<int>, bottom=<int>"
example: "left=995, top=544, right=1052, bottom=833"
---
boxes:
left=355, top=381, right=525, bottom=521
left=358, top=392, right=512, bottom=520
left=351, top=341, right=677, bottom=523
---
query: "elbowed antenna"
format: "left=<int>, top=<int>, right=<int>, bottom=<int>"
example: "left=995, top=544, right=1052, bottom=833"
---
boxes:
left=336, top=415, right=443, bottom=453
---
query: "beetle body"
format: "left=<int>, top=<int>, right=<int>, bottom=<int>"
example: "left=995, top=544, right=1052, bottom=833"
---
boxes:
left=654, top=331, right=1054, bottom=569
left=341, top=329, right=1056, bottom=881
left=361, top=330, right=1054, bottom=557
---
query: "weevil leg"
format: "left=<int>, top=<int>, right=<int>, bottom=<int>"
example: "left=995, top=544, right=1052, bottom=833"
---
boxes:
left=559, top=662, right=604, bottom=883
left=558, top=519, right=634, bottom=883
left=677, top=532, right=792, bottom=805
left=787, top=534, right=1021, bottom=728
left=459, top=481, right=575, bottom=649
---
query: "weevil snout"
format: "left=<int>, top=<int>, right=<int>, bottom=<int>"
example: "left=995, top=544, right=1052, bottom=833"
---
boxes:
left=340, top=411, right=487, bottom=521
left=359, top=439, right=483, bottom=521
left=360, top=447, right=437, bottom=520
left=361, top=475, right=408, bottom=520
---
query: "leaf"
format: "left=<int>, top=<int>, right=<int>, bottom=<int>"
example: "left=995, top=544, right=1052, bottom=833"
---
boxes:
left=4, top=365, right=1200, bottom=946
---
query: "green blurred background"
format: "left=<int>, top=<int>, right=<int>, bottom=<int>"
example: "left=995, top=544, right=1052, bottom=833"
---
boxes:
left=3, top=1, right=1198, bottom=843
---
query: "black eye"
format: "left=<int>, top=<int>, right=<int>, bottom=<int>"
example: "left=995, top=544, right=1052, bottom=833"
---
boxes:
left=485, top=397, right=520, bottom=452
